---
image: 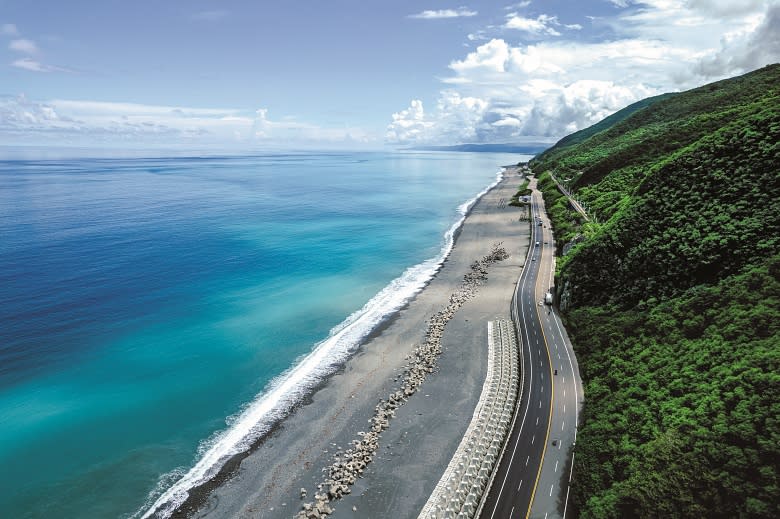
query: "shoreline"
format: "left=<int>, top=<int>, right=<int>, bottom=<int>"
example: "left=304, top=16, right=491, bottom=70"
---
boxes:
left=138, top=166, right=506, bottom=519
left=150, top=164, right=528, bottom=519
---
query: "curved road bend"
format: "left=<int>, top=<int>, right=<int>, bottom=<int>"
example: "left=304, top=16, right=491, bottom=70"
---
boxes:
left=480, top=178, right=583, bottom=519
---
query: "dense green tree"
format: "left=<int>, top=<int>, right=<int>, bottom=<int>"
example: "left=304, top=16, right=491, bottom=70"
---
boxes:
left=528, top=64, right=780, bottom=517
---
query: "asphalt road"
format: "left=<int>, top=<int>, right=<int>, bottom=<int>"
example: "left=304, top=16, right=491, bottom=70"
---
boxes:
left=480, top=178, right=583, bottom=519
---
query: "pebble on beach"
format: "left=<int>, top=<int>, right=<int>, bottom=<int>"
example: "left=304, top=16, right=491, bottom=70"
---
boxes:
left=295, top=244, right=509, bottom=519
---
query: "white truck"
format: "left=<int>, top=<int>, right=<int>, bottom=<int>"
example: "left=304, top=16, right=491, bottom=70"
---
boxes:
left=544, top=292, right=553, bottom=305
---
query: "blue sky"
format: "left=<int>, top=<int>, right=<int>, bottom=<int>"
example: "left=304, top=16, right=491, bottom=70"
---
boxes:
left=1, top=0, right=778, bottom=149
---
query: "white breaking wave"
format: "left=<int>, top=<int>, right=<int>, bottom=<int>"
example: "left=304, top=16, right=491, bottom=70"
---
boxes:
left=136, top=168, right=506, bottom=519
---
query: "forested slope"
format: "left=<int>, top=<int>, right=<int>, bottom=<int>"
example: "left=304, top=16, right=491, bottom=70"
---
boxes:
left=538, top=92, right=675, bottom=159
left=530, top=64, right=780, bottom=518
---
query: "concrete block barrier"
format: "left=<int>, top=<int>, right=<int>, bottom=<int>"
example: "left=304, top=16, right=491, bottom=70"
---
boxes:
left=418, top=319, right=519, bottom=519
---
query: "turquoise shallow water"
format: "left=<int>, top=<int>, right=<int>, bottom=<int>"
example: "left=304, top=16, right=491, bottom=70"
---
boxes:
left=0, top=151, right=524, bottom=518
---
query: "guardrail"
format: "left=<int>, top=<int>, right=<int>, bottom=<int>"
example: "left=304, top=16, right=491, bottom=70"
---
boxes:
left=417, top=319, right=519, bottom=519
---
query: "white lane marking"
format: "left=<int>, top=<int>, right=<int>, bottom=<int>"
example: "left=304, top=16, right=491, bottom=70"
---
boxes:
left=563, top=390, right=566, bottom=398
left=551, top=301, right=581, bottom=448
left=557, top=353, right=561, bottom=359
left=568, top=452, right=575, bottom=482
left=555, top=460, right=559, bottom=472
left=511, top=506, right=515, bottom=518
left=496, top=189, right=570, bottom=519
left=563, top=485, right=571, bottom=519
left=532, top=435, right=535, bottom=445
left=564, top=404, right=566, bottom=414
left=517, top=480, right=523, bottom=491
left=550, top=484, right=554, bottom=496
left=526, top=455, right=530, bottom=466
left=562, top=421, right=565, bottom=431
left=539, top=400, right=542, bottom=408
left=489, top=229, right=537, bottom=519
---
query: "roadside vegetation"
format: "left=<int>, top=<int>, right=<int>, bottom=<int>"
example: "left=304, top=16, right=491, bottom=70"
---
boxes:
left=531, top=64, right=780, bottom=518
left=508, top=179, right=532, bottom=207
left=537, top=172, right=588, bottom=256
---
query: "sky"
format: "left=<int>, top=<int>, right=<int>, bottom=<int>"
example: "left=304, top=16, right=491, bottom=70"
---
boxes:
left=1, top=0, right=778, bottom=150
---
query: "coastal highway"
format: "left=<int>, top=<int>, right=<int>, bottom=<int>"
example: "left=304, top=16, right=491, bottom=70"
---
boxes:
left=480, top=177, right=583, bottom=519
left=527, top=183, right=584, bottom=519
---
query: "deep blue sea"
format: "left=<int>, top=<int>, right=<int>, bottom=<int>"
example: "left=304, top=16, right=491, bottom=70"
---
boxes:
left=0, top=151, right=525, bottom=518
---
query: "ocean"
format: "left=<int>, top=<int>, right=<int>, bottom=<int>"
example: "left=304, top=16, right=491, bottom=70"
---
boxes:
left=0, top=151, right=526, bottom=518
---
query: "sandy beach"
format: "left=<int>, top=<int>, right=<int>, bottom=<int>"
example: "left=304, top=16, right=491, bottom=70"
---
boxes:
left=179, top=165, right=530, bottom=519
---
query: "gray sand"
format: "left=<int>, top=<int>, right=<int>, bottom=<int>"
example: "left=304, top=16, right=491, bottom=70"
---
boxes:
left=191, top=166, right=529, bottom=519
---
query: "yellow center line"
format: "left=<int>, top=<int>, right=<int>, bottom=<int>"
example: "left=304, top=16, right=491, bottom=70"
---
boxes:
left=525, top=190, right=555, bottom=519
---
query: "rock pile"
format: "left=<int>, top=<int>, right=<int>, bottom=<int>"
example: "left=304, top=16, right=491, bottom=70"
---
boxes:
left=295, top=244, right=509, bottom=518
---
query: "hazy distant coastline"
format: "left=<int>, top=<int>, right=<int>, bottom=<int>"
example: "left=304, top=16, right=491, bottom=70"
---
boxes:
left=407, top=143, right=549, bottom=154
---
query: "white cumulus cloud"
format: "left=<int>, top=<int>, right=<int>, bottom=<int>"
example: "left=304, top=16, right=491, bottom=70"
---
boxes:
left=5, top=27, right=71, bottom=73
left=386, top=99, right=434, bottom=143
left=505, top=1, right=532, bottom=9
left=409, top=8, right=478, bottom=19
left=433, top=91, right=489, bottom=143
left=11, top=58, right=49, bottom=72
left=11, top=58, right=73, bottom=73
left=505, top=14, right=562, bottom=35
left=503, top=12, right=584, bottom=36
left=9, top=38, right=38, bottom=54
left=694, top=3, right=780, bottom=77
left=387, top=0, right=780, bottom=145
left=0, top=95, right=71, bottom=129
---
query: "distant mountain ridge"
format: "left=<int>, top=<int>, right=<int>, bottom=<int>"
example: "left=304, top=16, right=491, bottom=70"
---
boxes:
left=408, top=143, right=549, bottom=154
left=532, top=64, right=780, bottom=518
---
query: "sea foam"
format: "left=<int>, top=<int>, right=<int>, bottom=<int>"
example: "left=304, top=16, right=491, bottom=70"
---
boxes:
left=137, top=168, right=506, bottom=519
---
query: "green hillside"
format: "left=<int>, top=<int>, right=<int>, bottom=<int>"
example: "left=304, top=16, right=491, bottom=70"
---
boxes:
left=540, top=92, right=675, bottom=157
left=534, top=65, right=779, bottom=224
left=531, top=64, right=780, bottom=518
